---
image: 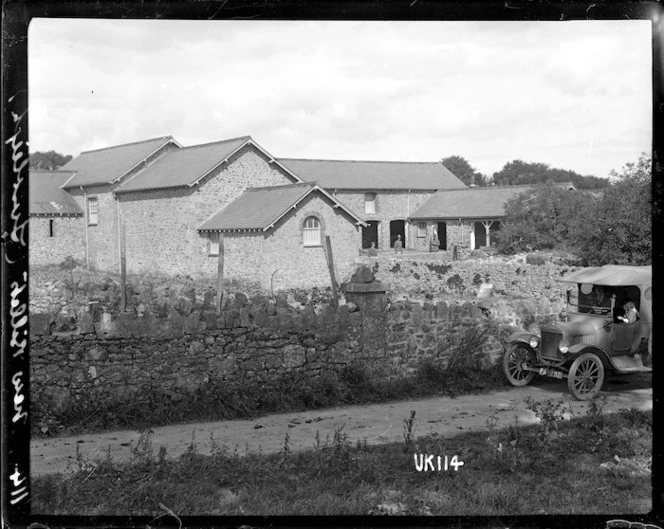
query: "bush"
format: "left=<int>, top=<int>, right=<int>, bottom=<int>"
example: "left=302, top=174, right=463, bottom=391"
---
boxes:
left=496, top=154, right=651, bottom=265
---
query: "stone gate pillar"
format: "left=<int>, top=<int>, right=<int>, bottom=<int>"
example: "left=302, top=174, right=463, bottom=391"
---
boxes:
left=341, top=265, right=389, bottom=371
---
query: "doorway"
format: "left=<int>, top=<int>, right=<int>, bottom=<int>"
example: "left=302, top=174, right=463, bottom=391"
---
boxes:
left=390, top=220, right=405, bottom=248
left=362, top=221, right=379, bottom=249
left=436, top=222, right=447, bottom=250
left=474, top=222, right=486, bottom=249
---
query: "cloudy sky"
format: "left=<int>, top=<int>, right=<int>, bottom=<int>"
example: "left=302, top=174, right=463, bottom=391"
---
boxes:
left=28, top=19, right=651, bottom=179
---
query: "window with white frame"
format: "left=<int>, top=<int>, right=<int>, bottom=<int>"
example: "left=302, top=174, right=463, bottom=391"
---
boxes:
left=364, top=193, right=377, bottom=214
left=87, top=197, right=99, bottom=225
left=417, top=222, right=427, bottom=237
left=208, top=232, right=220, bottom=256
left=303, top=216, right=321, bottom=246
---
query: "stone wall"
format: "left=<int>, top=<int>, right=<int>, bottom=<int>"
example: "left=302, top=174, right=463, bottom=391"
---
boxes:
left=30, top=279, right=555, bottom=415
left=361, top=253, right=577, bottom=315
left=29, top=216, right=86, bottom=266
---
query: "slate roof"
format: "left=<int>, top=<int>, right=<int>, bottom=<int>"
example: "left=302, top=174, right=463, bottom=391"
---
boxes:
left=198, top=183, right=365, bottom=232
left=117, top=136, right=302, bottom=193
left=278, top=158, right=467, bottom=190
left=30, top=170, right=83, bottom=215
left=61, top=136, right=179, bottom=188
left=410, top=185, right=538, bottom=220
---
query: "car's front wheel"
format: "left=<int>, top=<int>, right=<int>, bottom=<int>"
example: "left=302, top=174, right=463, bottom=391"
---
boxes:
left=502, top=343, right=537, bottom=387
left=567, top=352, right=605, bottom=400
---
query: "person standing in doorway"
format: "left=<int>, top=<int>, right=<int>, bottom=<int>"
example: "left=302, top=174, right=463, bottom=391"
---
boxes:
left=394, top=235, right=403, bottom=254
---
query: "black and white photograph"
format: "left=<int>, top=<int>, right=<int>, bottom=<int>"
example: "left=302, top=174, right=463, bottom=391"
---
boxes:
left=5, top=6, right=658, bottom=521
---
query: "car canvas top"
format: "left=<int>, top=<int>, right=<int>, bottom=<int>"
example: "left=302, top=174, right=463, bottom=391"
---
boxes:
left=559, top=265, right=651, bottom=287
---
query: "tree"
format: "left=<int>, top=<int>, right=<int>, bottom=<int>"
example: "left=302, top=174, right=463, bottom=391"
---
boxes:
left=441, top=155, right=488, bottom=187
left=30, top=150, right=73, bottom=170
left=495, top=153, right=652, bottom=265
left=494, top=182, right=589, bottom=254
left=492, top=160, right=609, bottom=190
left=572, top=153, right=651, bottom=265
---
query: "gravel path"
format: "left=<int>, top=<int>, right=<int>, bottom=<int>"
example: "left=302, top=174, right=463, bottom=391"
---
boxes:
left=31, top=373, right=652, bottom=476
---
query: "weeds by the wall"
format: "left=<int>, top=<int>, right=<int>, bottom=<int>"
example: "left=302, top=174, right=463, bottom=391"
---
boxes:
left=32, top=407, right=652, bottom=516
left=402, top=411, right=416, bottom=450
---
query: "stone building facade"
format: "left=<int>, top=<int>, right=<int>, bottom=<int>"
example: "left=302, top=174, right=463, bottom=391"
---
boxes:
left=30, top=216, right=86, bottom=266
left=117, top=146, right=300, bottom=276
left=330, top=189, right=435, bottom=250
left=199, top=191, right=363, bottom=289
left=35, top=134, right=550, bottom=289
left=29, top=170, right=86, bottom=267
left=278, top=158, right=467, bottom=252
left=61, top=137, right=181, bottom=271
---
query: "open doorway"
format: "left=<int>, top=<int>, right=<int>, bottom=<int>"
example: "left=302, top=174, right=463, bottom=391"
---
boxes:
left=362, top=221, right=379, bottom=249
left=473, top=222, right=486, bottom=249
left=390, top=220, right=405, bottom=248
left=436, top=222, right=447, bottom=250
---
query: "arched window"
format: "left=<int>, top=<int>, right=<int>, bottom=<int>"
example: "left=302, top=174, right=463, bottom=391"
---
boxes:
left=303, top=216, right=321, bottom=246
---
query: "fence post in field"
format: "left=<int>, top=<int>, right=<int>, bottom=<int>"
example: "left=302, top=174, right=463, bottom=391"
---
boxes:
left=324, top=235, right=339, bottom=309
left=120, top=219, right=127, bottom=312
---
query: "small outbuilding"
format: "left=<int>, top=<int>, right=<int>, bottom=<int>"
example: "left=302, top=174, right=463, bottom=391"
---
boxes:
left=198, top=183, right=366, bottom=290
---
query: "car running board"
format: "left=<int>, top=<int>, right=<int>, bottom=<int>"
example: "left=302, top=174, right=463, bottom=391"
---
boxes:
left=610, top=355, right=652, bottom=373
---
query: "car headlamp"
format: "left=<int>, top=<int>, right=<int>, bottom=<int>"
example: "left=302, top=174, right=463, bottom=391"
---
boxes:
left=529, top=336, right=540, bottom=349
left=558, top=340, right=570, bottom=354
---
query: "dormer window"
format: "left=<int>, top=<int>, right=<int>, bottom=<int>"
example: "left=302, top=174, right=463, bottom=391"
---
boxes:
left=364, top=193, right=377, bottom=214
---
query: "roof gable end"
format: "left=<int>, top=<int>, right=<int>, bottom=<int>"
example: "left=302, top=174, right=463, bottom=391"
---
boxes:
left=61, top=135, right=181, bottom=188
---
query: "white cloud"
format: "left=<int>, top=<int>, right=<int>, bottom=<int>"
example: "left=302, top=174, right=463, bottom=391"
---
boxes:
left=28, top=19, right=651, bottom=179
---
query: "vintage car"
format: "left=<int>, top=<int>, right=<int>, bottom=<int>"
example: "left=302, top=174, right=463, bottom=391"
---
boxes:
left=502, top=265, right=652, bottom=400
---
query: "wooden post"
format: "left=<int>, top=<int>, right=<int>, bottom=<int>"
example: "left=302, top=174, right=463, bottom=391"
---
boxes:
left=482, top=220, right=494, bottom=247
left=120, top=220, right=127, bottom=312
left=83, top=189, right=90, bottom=270
left=216, top=233, right=225, bottom=315
left=324, top=235, right=339, bottom=309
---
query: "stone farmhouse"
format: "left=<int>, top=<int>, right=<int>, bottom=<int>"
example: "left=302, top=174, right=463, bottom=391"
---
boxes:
left=29, top=134, right=553, bottom=289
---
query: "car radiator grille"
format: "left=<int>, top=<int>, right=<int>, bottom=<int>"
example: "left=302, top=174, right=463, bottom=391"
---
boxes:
left=541, top=330, right=563, bottom=360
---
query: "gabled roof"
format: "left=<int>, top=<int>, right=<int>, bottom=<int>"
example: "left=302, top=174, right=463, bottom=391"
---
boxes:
left=117, top=136, right=302, bottom=193
left=198, top=183, right=365, bottom=232
left=410, top=185, right=538, bottom=220
left=30, top=170, right=83, bottom=215
left=278, top=158, right=467, bottom=190
left=61, top=136, right=180, bottom=188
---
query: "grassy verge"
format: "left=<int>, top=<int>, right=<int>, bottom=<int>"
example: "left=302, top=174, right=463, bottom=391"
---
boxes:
left=32, top=404, right=651, bottom=516
left=35, top=360, right=506, bottom=436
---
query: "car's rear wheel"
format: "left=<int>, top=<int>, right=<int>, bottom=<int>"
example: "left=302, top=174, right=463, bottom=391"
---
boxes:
left=502, top=343, right=536, bottom=386
left=567, top=352, right=604, bottom=400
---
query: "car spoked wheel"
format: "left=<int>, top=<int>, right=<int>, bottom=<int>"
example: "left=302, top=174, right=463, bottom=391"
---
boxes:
left=567, top=352, right=605, bottom=400
left=502, top=344, right=536, bottom=387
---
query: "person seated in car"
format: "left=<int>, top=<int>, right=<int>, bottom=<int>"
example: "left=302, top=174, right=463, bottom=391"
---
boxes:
left=586, top=285, right=611, bottom=313
left=618, top=301, right=639, bottom=324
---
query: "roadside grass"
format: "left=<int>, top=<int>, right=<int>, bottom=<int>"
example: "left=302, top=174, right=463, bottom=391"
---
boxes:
left=31, top=405, right=651, bottom=516
left=34, top=359, right=506, bottom=437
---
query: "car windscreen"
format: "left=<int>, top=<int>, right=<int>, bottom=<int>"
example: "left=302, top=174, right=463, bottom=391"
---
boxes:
left=570, top=284, right=641, bottom=316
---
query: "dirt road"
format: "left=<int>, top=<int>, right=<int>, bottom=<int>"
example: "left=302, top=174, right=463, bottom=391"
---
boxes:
left=31, top=373, right=652, bottom=476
